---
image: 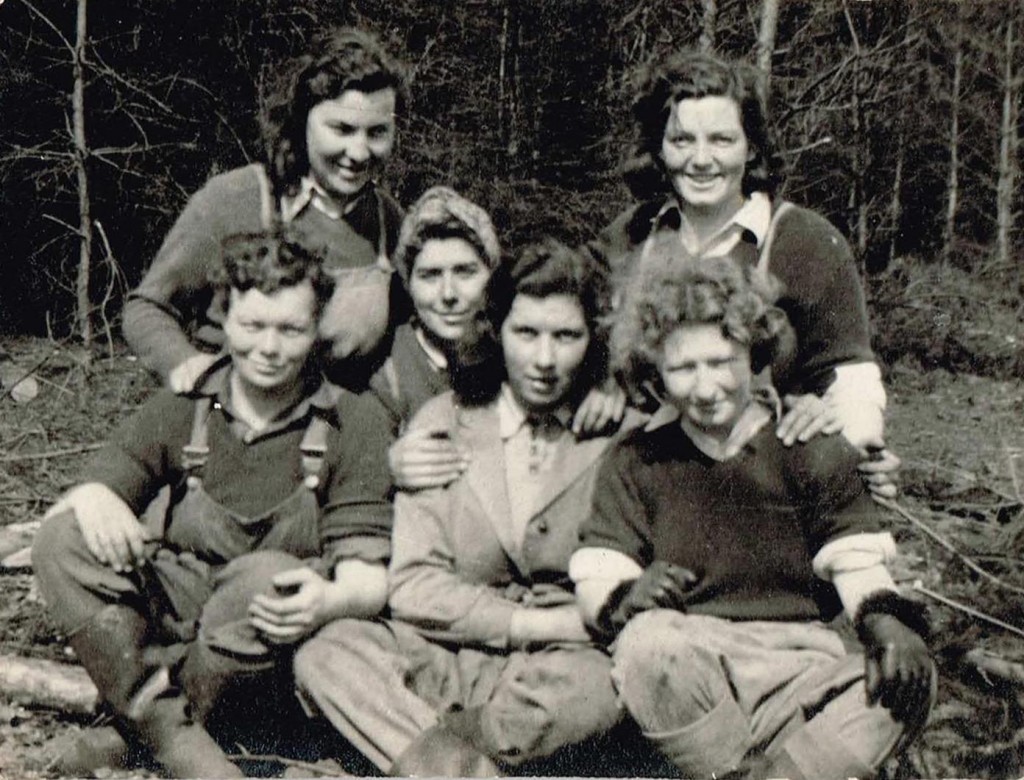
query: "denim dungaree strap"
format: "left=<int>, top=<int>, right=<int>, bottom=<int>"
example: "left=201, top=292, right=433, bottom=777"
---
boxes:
left=162, top=398, right=329, bottom=565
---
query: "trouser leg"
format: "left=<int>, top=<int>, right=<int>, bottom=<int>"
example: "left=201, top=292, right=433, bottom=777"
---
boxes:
left=179, top=550, right=305, bottom=724
left=760, top=653, right=932, bottom=780
left=612, top=610, right=756, bottom=777
left=479, top=643, right=623, bottom=768
left=294, top=618, right=442, bottom=772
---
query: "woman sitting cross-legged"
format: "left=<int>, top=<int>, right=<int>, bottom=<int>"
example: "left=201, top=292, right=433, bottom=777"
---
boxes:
left=33, top=230, right=394, bottom=778
left=295, top=239, right=649, bottom=776
left=570, top=248, right=935, bottom=780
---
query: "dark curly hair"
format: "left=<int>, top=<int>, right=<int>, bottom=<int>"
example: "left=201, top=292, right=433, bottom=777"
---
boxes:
left=260, top=27, right=408, bottom=199
left=623, top=49, right=782, bottom=200
left=611, top=243, right=794, bottom=397
left=211, top=228, right=335, bottom=319
left=452, top=238, right=612, bottom=407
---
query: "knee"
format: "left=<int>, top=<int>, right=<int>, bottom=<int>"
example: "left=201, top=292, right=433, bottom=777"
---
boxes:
left=293, top=619, right=372, bottom=694
left=32, top=510, right=87, bottom=590
left=613, top=610, right=705, bottom=683
left=612, top=611, right=722, bottom=710
left=216, top=550, right=304, bottom=591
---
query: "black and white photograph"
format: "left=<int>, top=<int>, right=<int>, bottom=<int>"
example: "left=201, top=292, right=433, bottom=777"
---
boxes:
left=0, top=1, right=1022, bottom=778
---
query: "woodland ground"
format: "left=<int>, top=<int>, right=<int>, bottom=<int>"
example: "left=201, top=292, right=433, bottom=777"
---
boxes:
left=0, top=336, right=1023, bottom=779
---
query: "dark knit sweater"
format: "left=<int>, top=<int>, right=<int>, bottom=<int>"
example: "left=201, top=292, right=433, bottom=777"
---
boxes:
left=368, top=324, right=452, bottom=432
left=123, top=164, right=404, bottom=380
left=588, top=199, right=874, bottom=397
left=580, top=422, right=882, bottom=622
left=82, top=359, right=394, bottom=564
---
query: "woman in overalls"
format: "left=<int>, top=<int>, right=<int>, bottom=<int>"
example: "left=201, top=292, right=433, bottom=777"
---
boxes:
left=34, top=231, right=394, bottom=778
left=123, top=26, right=407, bottom=393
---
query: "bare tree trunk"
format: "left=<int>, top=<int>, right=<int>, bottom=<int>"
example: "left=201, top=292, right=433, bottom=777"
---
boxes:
left=943, top=1, right=963, bottom=267
left=72, top=0, right=92, bottom=357
left=699, top=0, right=717, bottom=52
left=888, top=15, right=913, bottom=266
left=996, top=5, right=1019, bottom=269
left=756, top=0, right=779, bottom=84
left=843, top=1, right=869, bottom=269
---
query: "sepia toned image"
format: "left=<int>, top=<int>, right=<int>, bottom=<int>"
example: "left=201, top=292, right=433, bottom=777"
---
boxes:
left=0, top=1, right=1022, bottom=778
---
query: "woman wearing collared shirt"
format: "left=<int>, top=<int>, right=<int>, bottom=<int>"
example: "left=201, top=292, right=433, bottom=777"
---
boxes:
left=589, top=49, right=890, bottom=461
left=123, top=27, right=407, bottom=393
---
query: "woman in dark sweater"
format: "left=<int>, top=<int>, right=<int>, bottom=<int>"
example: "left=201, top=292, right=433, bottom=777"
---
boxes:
left=589, top=49, right=892, bottom=466
left=571, top=248, right=933, bottom=780
left=123, top=27, right=407, bottom=393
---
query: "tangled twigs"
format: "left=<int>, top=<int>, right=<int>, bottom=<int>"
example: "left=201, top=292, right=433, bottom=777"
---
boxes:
left=913, top=582, right=1024, bottom=641
left=878, top=497, right=1024, bottom=598
left=0, top=443, right=103, bottom=463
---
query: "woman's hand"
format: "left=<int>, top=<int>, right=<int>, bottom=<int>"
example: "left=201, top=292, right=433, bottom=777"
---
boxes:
left=509, top=604, right=591, bottom=647
left=167, top=353, right=219, bottom=394
left=389, top=428, right=469, bottom=490
left=63, top=483, right=153, bottom=573
left=248, top=567, right=330, bottom=645
left=858, top=441, right=901, bottom=501
left=572, top=380, right=627, bottom=438
left=776, top=393, right=843, bottom=446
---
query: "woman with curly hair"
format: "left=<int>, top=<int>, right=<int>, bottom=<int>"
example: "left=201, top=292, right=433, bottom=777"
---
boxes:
left=35, top=230, right=395, bottom=777
left=589, top=49, right=893, bottom=468
left=123, top=27, right=407, bottom=392
left=570, top=248, right=934, bottom=780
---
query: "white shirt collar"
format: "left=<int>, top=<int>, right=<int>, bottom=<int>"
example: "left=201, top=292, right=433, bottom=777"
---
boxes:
left=645, top=385, right=782, bottom=461
left=655, top=191, right=772, bottom=254
left=497, top=384, right=572, bottom=441
left=280, top=175, right=367, bottom=223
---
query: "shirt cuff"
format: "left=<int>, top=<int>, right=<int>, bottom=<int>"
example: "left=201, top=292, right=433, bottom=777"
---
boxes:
left=813, top=532, right=898, bottom=617
left=824, top=362, right=887, bottom=448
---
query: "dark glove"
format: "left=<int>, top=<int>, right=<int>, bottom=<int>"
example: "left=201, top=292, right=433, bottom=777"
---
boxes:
left=595, top=560, right=698, bottom=639
left=855, top=591, right=934, bottom=723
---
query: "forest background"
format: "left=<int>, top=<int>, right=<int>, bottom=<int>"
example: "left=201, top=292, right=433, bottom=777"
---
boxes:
left=3, top=0, right=1024, bottom=778
left=1, top=0, right=1023, bottom=378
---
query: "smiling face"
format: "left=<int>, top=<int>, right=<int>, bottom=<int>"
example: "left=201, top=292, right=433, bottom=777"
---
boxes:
left=659, top=323, right=753, bottom=440
left=661, top=95, right=750, bottom=219
left=501, top=293, right=590, bottom=414
left=223, top=282, right=318, bottom=399
left=409, top=237, right=491, bottom=346
left=305, top=88, right=396, bottom=203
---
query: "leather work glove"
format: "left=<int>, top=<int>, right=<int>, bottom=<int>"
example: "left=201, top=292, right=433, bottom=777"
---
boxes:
left=595, top=560, right=698, bottom=639
left=855, top=592, right=934, bottom=723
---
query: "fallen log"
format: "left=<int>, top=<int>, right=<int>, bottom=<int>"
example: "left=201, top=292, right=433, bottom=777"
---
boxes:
left=0, top=654, right=97, bottom=714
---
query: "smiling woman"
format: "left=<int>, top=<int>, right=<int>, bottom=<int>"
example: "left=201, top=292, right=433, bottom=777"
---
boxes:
left=122, top=27, right=408, bottom=394
left=33, top=229, right=396, bottom=778
left=588, top=49, right=891, bottom=454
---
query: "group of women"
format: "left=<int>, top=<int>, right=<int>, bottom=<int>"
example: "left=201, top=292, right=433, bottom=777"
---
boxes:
left=34, top=26, right=933, bottom=779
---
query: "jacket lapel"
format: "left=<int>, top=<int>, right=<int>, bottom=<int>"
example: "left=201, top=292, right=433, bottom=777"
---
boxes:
left=530, top=433, right=611, bottom=519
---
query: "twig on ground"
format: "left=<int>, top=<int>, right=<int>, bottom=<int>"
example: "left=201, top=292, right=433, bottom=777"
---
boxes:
left=913, top=582, right=1024, bottom=641
left=879, top=497, right=1024, bottom=597
left=0, top=443, right=103, bottom=462
left=228, top=748, right=341, bottom=776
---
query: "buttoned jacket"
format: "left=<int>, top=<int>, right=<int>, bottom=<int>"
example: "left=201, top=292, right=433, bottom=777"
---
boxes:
left=388, top=390, right=639, bottom=650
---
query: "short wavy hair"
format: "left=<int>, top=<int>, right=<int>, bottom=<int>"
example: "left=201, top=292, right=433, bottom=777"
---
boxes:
left=211, top=228, right=335, bottom=318
left=392, top=187, right=501, bottom=287
left=612, top=245, right=794, bottom=396
left=453, top=237, right=612, bottom=407
left=261, top=27, right=408, bottom=199
left=623, top=49, right=782, bottom=200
